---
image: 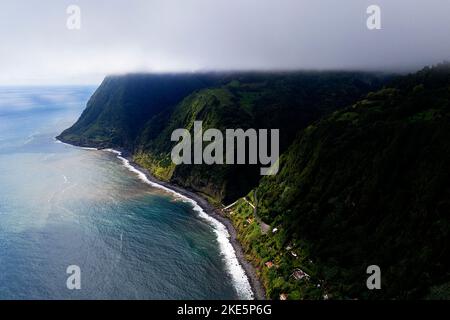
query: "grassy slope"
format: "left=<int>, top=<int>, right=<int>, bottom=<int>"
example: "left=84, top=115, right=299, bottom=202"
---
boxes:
left=133, top=73, right=386, bottom=203
left=57, top=74, right=223, bottom=148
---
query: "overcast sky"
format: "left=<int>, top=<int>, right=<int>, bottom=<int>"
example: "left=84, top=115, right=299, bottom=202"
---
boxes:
left=0, top=0, right=449, bottom=85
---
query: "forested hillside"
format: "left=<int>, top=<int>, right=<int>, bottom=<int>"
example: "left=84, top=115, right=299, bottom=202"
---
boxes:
left=59, top=72, right=386, bottom=202
left=247, top=63, right=450, bottom=299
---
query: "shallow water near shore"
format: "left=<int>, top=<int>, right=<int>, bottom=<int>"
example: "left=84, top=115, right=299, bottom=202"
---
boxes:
left=0, top=86, right=251, bottom=299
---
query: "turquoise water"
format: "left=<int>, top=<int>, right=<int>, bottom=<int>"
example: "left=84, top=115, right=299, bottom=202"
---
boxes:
left=0, top=87, right=251, bottom=299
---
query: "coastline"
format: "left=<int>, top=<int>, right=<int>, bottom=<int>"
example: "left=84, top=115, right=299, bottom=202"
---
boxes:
left=55, top=139, right=266, bottom=300
left=122, top=153, right=267, bottom=300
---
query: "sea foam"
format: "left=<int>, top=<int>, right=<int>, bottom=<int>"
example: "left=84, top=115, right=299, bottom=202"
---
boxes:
left=105, top=148, right=254, bottom=300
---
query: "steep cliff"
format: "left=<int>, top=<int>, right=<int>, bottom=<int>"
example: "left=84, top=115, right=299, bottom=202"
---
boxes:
left=242, top=63, right=450, bottom=299
left=59, top=72, right=386, bottom=203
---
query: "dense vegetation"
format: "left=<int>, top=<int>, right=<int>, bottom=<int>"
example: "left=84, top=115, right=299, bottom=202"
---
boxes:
left=59, top=72, right=386, bottom=202
left=58, top=64, right=450, bottom=299
left=57, top=74, right=222, bottom=148
left=250, top=63, right=450, bottom=299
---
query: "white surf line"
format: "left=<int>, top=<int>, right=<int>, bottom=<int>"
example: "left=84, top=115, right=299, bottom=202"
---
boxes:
left=53, top=138, right=99, bottom=151
left=80, top=147, right=99, bottom=151
left=104, top=148, right=255, bottom=300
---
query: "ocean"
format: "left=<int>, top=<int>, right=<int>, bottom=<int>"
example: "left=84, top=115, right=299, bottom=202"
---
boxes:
left=0, top=86, right=252, bottom=299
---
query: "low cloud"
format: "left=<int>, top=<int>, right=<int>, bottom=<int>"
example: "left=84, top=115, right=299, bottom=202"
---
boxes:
left=0, top=0, right=449, bottom=84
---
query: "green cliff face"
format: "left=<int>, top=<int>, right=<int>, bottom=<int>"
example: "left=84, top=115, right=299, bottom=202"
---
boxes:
left=244, top=63, right=450, bottom=299
left=57, top=73, right=222, bottom=148
left=59, top=72, right=386, bottom=203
